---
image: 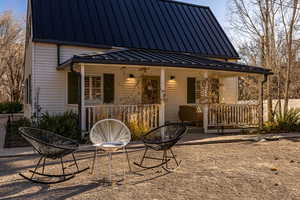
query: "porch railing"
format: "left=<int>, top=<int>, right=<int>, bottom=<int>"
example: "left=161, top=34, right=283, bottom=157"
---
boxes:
left=85, top=104, right=160, bottom=130
left=208, top=104, right=259, bottom=127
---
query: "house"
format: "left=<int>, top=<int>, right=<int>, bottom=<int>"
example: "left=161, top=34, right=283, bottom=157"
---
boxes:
left=24, top=0, right=272, bottom=134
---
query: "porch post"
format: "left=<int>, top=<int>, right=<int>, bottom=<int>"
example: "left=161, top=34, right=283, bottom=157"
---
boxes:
left=203, top=72, right=209, bottom=133
left=159, top=68, right=166, bottom=126
left=80, top=64, right=86, bottom=132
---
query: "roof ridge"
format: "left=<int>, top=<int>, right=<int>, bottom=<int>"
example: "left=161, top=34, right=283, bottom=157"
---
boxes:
left=157, top=0, right=210, bottom=9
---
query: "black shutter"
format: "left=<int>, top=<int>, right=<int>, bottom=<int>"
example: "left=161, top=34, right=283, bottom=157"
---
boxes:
left=68, top=72, right=79, bottom=104
left=28, top=75, right=32, bottom=104
left=187, top=77, right=196, bottom=104
left=25, top=78, right=28, bottom=104
left=103, top=74, right=115, bottom=104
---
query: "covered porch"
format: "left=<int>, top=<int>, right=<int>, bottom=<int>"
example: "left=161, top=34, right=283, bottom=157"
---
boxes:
left=58, top=49, right=271, bottom=134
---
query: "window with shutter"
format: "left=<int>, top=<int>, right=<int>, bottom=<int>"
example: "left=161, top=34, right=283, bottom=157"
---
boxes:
left=28, top=75, right=32, bottom=104
left=25, top=78, right=28, bottom=104
left=68, top=73, right=115, bottom=105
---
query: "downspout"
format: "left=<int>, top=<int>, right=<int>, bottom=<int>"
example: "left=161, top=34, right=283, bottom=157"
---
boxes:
left=70, top=63, right=82, bottom=139
left=57, top=44, right=61, bottom=66
left=259, top=74, right=268, bottom=129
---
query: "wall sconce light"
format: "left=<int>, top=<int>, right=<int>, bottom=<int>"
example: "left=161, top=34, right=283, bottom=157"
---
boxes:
left=129, top=74, right=135, bottom=78
left=170, top=76, right=175, bottom=80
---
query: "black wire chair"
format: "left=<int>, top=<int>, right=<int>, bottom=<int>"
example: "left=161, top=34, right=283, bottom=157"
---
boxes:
left=134, top=123, right=187, bottom=172
left=18, top=127, right=89, bottom=184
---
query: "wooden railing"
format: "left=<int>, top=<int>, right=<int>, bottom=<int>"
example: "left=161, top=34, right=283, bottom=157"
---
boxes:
left=208, top=104, right=259, bottom=127
left=85, top=104, right=160, bottom=130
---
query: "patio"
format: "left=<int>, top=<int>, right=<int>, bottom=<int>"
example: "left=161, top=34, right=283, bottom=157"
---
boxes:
left=1, top=134, right=300, bottom=200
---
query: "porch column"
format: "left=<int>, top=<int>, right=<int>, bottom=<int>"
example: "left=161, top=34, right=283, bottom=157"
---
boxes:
left=80, top=64, right=86, bottom=132
left=159, top=68, right=166, bottom=126
left=203, top=72, right=209, bottom=133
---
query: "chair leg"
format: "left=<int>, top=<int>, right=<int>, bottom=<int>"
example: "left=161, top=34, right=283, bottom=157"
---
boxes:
left=169, top=148, right=180, bottom=166
left=72, top=152, right=80, bottom=172
left=164, top=150, right=169, bottom=169
left=60, top=157, right=65, bottom=179
left=124, top=147, right=132, bottom=172
left=108, top=152, right=113, bottom=183
left=42, top=157, right=46, bottom=174
left=90, top=147, right=97, bottom=174
left=139, top=147, right=148, bottom=166
left=31, top=156, right=43, bottom=179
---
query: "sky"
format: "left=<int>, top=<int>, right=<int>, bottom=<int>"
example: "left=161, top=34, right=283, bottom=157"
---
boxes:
left=0, top=0, right=229, bottom=25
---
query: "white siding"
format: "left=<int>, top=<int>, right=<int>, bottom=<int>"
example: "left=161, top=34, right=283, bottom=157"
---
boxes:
left=219, top=77, right=238, bottom=104
left=32, top=43, right=108, bottom=114
left=60, top=45, right=105, bottom=63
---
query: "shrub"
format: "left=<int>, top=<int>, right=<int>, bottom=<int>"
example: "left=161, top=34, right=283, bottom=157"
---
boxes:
left=262, top=108, right=300, bottom=133
left=126, top=119, right=150, bottom=141
left=5, top=117, right=32, bottom=147
left=0, top=101, right=23, bottom=114
left=37, top=111, right=81, bottom=140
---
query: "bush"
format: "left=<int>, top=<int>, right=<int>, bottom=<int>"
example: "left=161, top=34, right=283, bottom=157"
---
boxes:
left=5, top=117, right=32, bottom=147
left=262, top=108, right=300, bottom=133
left=126, top=119, right=150, bottom=141
left=37, top=111, right=81, bottom=140
left=0, top=101, right=23, bottom=114
left=5, top=111, right=81, bottom=147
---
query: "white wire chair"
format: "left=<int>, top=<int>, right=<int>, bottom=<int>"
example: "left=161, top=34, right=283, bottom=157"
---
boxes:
left=89, top=119, right=132, bottom=183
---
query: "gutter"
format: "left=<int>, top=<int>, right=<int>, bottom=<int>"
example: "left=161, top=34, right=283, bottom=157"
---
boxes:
left=57, top=44, right=61, bottom=66
left=259, top=74, right=269, bottom=129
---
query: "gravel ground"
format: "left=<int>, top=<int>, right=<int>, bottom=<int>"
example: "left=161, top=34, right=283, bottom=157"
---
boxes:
left=1, top=138, right=300, bottom=200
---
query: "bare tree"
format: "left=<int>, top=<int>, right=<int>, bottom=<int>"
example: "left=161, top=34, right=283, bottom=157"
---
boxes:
left=0, top=11, right=25, bottom=102
left=230, top=0, right=280, bottom=121
left=278, top=0, right=300, bottom=113
left=229, top=0, right=300, bottom=119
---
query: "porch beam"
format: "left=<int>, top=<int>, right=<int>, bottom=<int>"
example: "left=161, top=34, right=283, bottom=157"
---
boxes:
left=80, top=64, right=86, bottom=133
left=159, top=68, right=166, bottom=126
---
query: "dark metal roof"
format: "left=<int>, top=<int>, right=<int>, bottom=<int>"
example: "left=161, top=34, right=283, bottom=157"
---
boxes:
left=58, top=49, right=271, bottom=75
left=31, top=0, right=239, bottom=59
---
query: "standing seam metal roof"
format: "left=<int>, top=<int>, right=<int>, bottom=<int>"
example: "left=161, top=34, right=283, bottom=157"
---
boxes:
left=57, top=49, right=272, bottom=75
left=31, top=0, right=240, bottom=59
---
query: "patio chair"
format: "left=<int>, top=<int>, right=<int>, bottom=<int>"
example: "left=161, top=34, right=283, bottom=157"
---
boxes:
left=134, top=123, right=187, bottom=172
left=178, top=105, right=203, bottom=127
left=18, top=127, right=89, bottom=184
left=89, top=119, right=131, bottom=183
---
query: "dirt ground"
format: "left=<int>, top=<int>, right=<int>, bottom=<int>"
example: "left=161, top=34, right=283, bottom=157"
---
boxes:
left=1, top=138, right=300, bottom=200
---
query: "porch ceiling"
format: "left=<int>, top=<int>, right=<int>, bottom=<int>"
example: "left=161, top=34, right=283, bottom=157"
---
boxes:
left=57, top=49, right=272, bottom=75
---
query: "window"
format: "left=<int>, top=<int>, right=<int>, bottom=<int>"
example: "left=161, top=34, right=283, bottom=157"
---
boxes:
left=67, top=73, right=114, bottom=104
left=85, top=76, right=102, bottom=104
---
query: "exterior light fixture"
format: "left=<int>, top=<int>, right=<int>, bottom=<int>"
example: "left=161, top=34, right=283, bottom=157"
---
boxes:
left=129, top=74, right=135, bottom=78
left=170, top=76, right=175, bottom=80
